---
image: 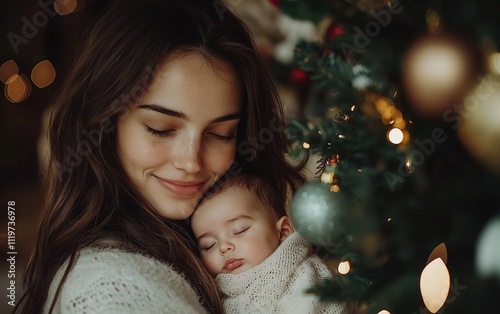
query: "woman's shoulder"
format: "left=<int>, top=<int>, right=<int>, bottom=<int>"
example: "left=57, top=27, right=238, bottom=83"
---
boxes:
left=45, top=247, right=207, bottom=313
left=75, top=246, right=173, bottom=273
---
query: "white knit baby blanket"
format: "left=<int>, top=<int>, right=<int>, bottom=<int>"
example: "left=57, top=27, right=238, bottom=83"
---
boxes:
left=216, top=232, right=346, bottom=314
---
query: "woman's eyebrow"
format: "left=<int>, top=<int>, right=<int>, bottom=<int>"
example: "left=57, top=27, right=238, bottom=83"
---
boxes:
left=138, top=104, right=186, bottom=119
left=138, top=103, right=241, bottom=123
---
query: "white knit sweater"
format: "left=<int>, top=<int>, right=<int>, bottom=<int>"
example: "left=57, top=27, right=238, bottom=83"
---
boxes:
left=44, top=247, right=208, bottom=314
left=216, top=232, right=346, bottom=314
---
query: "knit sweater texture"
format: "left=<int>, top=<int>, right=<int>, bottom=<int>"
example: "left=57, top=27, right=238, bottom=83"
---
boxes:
left=44, top=247, right=207, bottom=314
left=216, top=232, right=346, bottom=314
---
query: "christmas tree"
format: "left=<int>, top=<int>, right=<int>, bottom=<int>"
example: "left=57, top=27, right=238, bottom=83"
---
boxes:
left=272, top=0, right=500, bottom=313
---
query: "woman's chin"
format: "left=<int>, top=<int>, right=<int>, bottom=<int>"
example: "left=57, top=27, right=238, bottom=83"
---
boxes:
left=157, top=198, right=198, bottom=220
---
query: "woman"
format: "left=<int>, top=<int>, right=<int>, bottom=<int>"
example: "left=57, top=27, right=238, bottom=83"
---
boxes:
left=17, top=0, right=305, bottom=313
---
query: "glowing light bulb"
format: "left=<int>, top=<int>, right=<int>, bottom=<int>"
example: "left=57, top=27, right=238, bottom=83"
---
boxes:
left=302, top=142, right=310, bottom=149
left=420, top=258, right=450, bottom=313
left=338, top=261, right=350, bottom=274
left=427, top=243, right=448, bottom=265
left=388, top=128, right=404, bottom=144
left=320, top=172, right=334, bottom=184
left=330, top=185, right=340, bottom=192
left=378, top=310, right=391, bottom=314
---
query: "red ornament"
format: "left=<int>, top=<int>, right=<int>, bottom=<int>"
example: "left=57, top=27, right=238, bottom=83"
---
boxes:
left=326, top=22, right=344, bottom=41
left=289, top=67, right=310, bottom=87
left=269, top=0, right=279, bottom=8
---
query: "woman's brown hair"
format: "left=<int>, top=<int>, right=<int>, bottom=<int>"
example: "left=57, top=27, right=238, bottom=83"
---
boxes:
left=17, top=0, right=305, bottom=313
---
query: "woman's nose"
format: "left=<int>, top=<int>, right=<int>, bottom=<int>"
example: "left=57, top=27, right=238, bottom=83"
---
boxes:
left=173, top=135, right=202, bottom=174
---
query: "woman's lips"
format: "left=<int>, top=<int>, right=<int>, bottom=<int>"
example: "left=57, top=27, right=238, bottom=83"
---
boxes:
left=223, top=258, right=243, bottom=272
left=155, top=176, right=205, bottom=197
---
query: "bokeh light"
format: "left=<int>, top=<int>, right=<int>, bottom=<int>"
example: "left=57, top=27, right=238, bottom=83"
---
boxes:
left=420, top=258, right=450, bottom=313
left=387, top=128, right=403, bottom=144
left=0, top=60, right=19, bottom=84
left=403, top=35, right=474, bottom=117
left=31, top=60, right=56, bottom=88
left=338, top=261, right=351, bottom=274
left=5, top=74, right=31, bottom=103
left=489, top=52, right=500, bottom=75
left=54, top=0, right=78, bottom=16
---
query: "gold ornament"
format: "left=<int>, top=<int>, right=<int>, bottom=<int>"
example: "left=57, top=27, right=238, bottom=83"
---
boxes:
left=457, top=76, right=500, bottom=174
left=403, top=35, right=476, bottom=118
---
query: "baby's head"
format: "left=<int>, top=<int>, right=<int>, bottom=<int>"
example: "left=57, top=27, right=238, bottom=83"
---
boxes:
left=191, top=173, right=293, bottom=275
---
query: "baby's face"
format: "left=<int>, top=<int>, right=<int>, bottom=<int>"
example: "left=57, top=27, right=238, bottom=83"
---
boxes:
left=191, top=187, right=280, bottom=275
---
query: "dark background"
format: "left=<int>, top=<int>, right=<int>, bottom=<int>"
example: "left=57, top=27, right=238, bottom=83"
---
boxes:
left=0, top=1, right=110, bottom=312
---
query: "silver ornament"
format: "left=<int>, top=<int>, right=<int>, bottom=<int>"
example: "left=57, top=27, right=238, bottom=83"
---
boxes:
left=290, top=180, right=351, bottom=246
left=476, top=216, right=500, bottom=281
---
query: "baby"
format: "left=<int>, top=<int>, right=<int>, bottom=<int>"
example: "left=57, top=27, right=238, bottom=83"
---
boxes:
left=190, top=173, right=346, bottom=314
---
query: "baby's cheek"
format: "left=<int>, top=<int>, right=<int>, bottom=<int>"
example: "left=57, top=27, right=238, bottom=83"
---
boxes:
left=203, top=256, right=220, bottom=276
left=253, top=240, right=276, bottom=264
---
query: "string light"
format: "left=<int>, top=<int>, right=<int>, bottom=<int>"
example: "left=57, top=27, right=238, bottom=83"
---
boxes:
left=338, top=261, right=350, bottom=274
left=330, top=185, right=340, bottom=192
left=426, top=243, right=448, bottom=266
left=302, top=142, right=310, bottom=149
left=387, top=128, right=404, bottom=144
left=320, top=172, right=334, bottom=184
left=420, top=258, right=450, bottom=313
left=373, top=96, right=410, bottom=145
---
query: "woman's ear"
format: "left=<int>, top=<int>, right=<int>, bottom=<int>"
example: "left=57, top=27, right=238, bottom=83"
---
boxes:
left=276, top=216, right=294, bottom=242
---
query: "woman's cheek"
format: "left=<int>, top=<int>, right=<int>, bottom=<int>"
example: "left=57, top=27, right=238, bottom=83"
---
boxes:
left=214, top=144, right=237, bottom=173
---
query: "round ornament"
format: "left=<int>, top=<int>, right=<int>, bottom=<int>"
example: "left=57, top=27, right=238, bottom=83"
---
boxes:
left=289, top=67, right=310, bottom=87
left=290, top=180, right=352, bottom=246
left=457, top=79, right=500, bottom=174
left=403, top=35, right=476, bottom=118
left=326, top=22, right=344, bottom=41
left=476, top=216, right=500, bottom=280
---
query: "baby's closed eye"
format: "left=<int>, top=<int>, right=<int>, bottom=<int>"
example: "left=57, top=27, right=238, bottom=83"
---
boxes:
left=199, top=241, right=216, bottom=252
left=233, top=226, right=250, bottom=235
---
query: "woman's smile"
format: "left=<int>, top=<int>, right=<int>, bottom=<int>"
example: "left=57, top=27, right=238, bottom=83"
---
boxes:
left=154, top=176, right=206, bottom=197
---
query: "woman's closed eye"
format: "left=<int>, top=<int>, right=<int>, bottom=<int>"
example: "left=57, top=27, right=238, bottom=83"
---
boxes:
left=144, top=125, right=235, bottom=142
left=145, top=125, right=174, bottom=137
left=209, top=133, right=237, bottom=142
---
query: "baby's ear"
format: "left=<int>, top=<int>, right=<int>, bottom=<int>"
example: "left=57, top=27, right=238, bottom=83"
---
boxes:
left=276, top=216, right=293, bottom=242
